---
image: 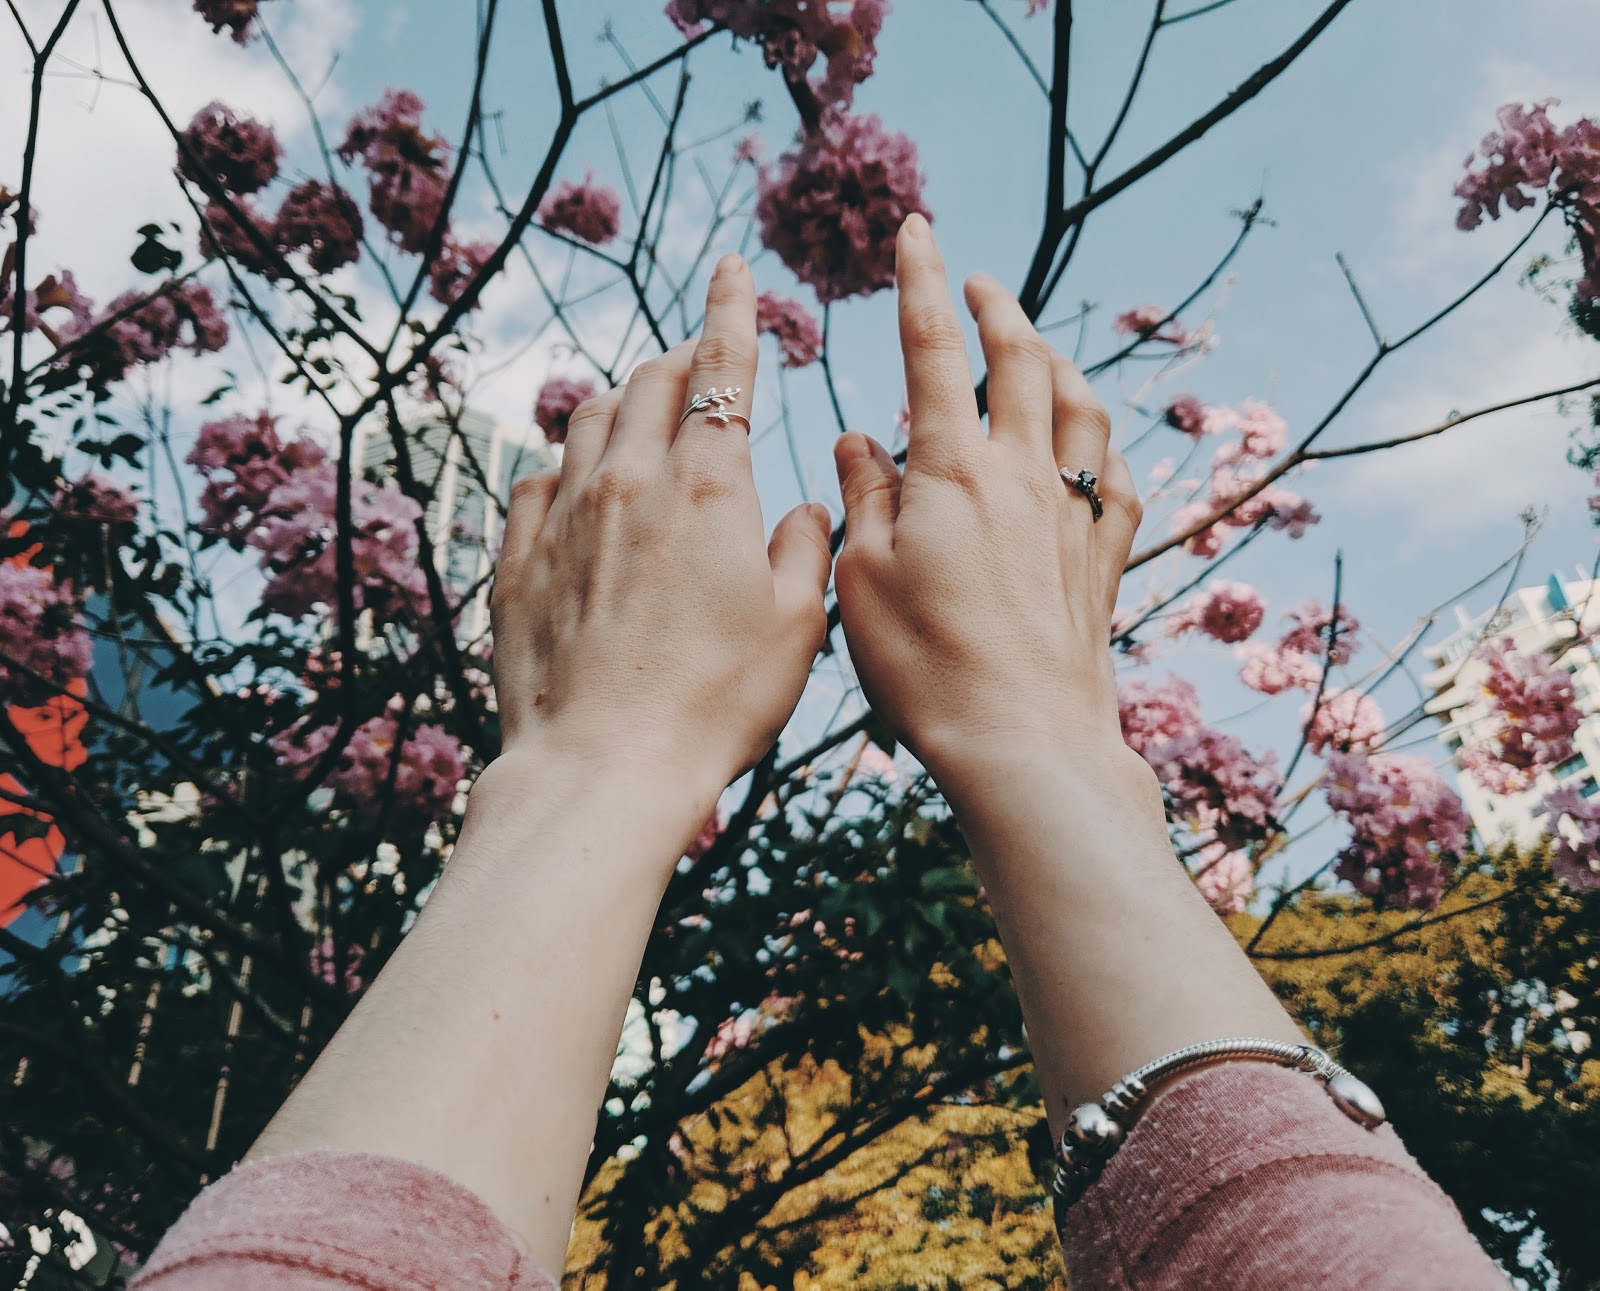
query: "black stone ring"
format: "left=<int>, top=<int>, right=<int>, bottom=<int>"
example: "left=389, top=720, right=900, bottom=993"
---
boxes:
left=1060, top=466, right=1104, bottom=522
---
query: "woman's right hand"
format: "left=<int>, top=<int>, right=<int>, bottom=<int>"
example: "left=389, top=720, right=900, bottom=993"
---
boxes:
left=830, top=215, right=1145, bottom=794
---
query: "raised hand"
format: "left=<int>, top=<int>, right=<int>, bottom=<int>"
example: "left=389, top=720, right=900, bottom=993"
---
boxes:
left=830, top=213, right=1144, bottom=798
left=490, top=253, right=834, bottom=820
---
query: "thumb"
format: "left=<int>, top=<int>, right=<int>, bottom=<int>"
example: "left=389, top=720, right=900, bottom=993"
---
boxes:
left=769, top=501, right=834, bottom=631
left=833, top=432, right=901, bottom=551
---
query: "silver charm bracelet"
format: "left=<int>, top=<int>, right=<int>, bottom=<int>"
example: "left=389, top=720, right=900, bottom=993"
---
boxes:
left=1050, top=1037, right=1387, bottom=1209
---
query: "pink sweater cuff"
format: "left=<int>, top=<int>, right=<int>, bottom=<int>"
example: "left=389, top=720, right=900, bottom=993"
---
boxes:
left=132, top=1148, right=559, bottom=1290
left=1062, top=1061, right=1508, bottom=1289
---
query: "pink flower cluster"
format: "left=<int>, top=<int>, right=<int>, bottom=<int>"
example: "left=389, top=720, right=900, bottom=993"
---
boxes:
left=1113, top=304, right=1191, bottom=348
left=179, top=102, right=281, bottom=196
left=429, top=237, right=496, bottom=307
left=756, top=290, right=823, bottom=367
left=1166, top=579, right=1266, bottom=644
left=51, top=280, right=230, bottom=388
left=1538, top=787, right=1600, bottom=890
left=272, top=714, right=465, bottom=832
left=338, top=89, right=451, bottom=255
left=537, top=175, right=622, bottom=247
left=756, top=112, right=929, bottom=303
left=193, top=0, right=271, bottom=42
left=0, top=560, right=92, bottom=704
left=665, top=0, right=889, bottom=113
left=1119, top=674, right=1281, bottom=852
left=1456, top=100, right=1600, bottom=298
left=1457, top=638, right=1579, bottom=794
left=1211, top=399, right=1287, bottom=464
left=533, top=375, right=598, bottom=445
left=1163, top=393, right=1218, bottom=438
left=188, top=412, right=428, bottom=620
left=272, top=180, right=365, bottom=275
left=309, top=937, right=365, bottom=994
left=1324, top=751, right=1468, bottom=910
left=1303, top=688, right=1386, bottom=754
left=1237, top=601, right=1359, bottom=695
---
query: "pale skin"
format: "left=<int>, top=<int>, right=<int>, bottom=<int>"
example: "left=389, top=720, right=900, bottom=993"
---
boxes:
left=246, top=215, right=1302, bottom=1274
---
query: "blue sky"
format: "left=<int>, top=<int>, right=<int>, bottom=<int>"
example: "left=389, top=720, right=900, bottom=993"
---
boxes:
left=4, top=0, right=1599, bottom=893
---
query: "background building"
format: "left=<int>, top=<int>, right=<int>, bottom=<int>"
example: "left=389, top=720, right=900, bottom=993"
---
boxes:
left=1424, top=568, right=1600, bottom=850
left=352, top=408, right=557, bottom=642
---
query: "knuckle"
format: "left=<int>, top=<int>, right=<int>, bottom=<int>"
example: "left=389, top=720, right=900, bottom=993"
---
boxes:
left=509, top=473, right=551, bottom=509
left=996, top=328, right=1052, bottom=369
left=567, top=395, right=614, bottom=434
left=584, top=463, right=646, bottom=509
left=903, top=304, right=966, bottom=354
left=691, top=332, right=752, bottom=375
left=1064, top=400, right=1113, bottom=441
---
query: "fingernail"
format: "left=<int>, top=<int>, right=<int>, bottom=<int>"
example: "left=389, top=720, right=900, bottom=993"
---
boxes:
left=807, top=502, right=832, bottom=527
left=713, top=252, right=745, bottom=280
left=901, top=212, right=929, bottom=240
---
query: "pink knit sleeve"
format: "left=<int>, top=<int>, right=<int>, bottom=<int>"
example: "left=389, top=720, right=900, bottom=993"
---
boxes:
left=1061, top=1062, right=1509, bottom=1290
left=130, top=1148, right=559, bottom=1290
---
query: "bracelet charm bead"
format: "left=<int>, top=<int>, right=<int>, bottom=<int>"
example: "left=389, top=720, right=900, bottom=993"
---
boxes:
left=1050, top=1037, right=1385, bottom=1209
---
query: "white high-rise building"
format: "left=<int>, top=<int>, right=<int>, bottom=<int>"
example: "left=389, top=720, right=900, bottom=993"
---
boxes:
left=353, top=408, right=557, bottom=642
left=1422, top=569, right=1600, bottom=850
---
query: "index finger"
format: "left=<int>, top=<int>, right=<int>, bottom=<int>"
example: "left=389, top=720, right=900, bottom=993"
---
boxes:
left=896, top=214, right=981, bottom=473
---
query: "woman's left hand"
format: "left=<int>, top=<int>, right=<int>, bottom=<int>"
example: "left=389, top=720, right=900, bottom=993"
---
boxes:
left=489, top=253, right=834, bottom=817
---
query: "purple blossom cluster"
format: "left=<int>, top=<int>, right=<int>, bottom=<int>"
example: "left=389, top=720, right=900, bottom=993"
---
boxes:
left=1113, top=304, right=1192, bottom=348
left=271, top=714, right=465, bottom=834
left=537, top=176, right=622, bottom=247
left=338, top=89, right=451, bottom=255
left=756, top=290, right=824, bottom=367
left=65, top=280, right=230, bottom=387
left=187, top=413, right=428, bottom=620
left=1324, top=751, right=1468, bottom=910
left=1456, top=99, right=1600, bottom=298
left=665, top=0, right=890, bottom=113
left=755, top=112, right=930, bottom=304
left=533, top=375, right=598, bottom=445
left=192, top=0, right=271, bottom=43
left=56, top=472, right=138, bottom=528
left=1166, top=579, right=1266, bottom=644
left=179, top=102, right=282, bottom=196
left=1302, top=688, right=1386, bottom=755
left=0, top=560, right=92, bottom=705
left=1539, top=788, right=1600, bottom=891
left=1458, top=638, right=1580, bottom=794
left=1118, top=674, right=1282, bottom=854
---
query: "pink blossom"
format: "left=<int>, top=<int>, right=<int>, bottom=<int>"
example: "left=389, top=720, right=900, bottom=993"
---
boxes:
left=0, top=562, right=91, bottom=703
left=57, top=472, right=137, bottom=527
left=1170, top=500, right=1225, bottom=559
left=734, top=134, right=762, bottom=165
left=248, top=462, right=429, bottom=620
left=339, top=90, right=452, bottom=255
left=1212, top=398, right=1286, bottom=463
left=272, top=715, right=465, bottom=831
left=1166, top=579, right=1266, bottom=644
left=428, top=236, right=496, bottom=307
left=1303, top=688, right=1386, bottom=754
left=188, top=412, right=326, bottom=542
left=273, top=180, right=365, bottom=274
left=1324, top=751, right=1468, bottom=910
left=1279, top=600, right=1360, bottom=666
left=178, top=102, right=281, bottom=195
left=1024, top=0, right=1049, bottom=12
left=1118, top=674, right=1204, bottom=757
left=756, top=111, right=929, bottom=304
left=537, top=175, right=622, bottom=247
left=199, top=198, right=280, bottom=278
left=756, top=290, right=823, bottom=367
left=665, top=1, right=888, bottom=112
left=1457, top=638, right=1579, bottom=794
left=1113, top=304, right=1191, bottom=347
left=1538, top=786, right=1600, bottom=890
left=1163, top=393, right=1210, bottom=438
left=193, top=0, right=270, bottom=42
left=1205, top=462, right=1315, bottom=534
left=1148, top=726, right=1282, bottom=852
left=1192, top=844, right=1253, bottom=915
left=533, top=375, right=598, bottom=445
left=73, top=281, right=228, bottom=386
left=1267, top=495, right=1321, bottom=539
left=1236, top=641, right=1323, bottom=696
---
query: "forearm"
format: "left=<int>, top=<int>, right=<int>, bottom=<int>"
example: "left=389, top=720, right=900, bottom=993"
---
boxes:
left=245, top=744, right=716, bottom=1274
left=935, top=737, right=1301, bottom=1145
